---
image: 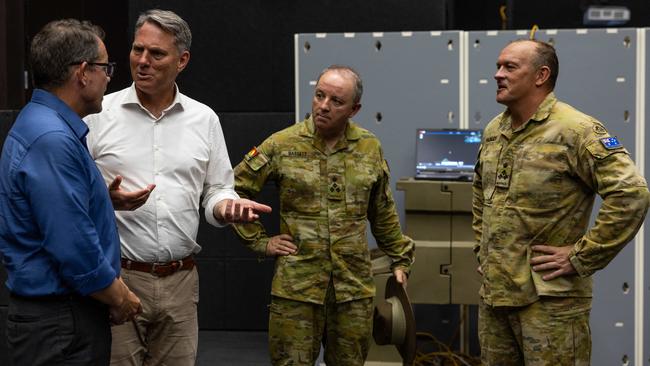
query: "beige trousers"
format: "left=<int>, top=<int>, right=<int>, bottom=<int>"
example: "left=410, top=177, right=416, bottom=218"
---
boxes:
left=110, top=267, right=199, bottom=366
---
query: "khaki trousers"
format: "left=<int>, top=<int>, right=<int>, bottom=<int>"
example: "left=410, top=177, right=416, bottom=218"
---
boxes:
left=110, top=267, right=199, bottom=366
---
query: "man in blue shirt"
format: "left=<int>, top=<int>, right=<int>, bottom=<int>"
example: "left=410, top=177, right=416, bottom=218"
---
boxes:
left=0, top=19, right=141, bottom=366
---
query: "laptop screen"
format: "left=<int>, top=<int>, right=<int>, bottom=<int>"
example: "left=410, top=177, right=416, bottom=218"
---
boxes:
left=415, top=129, right=482, bottom=180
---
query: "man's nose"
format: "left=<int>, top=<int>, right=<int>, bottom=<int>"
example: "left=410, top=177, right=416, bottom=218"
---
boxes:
left=137, top=51, right=150, bottom=65
left=318, top=98, right=330, bottom=110
left=494, top=66, right=504, bottom=80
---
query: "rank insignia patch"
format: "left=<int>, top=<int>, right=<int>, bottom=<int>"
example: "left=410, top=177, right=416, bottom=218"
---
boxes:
left=600, top=136, right=622, bottom=150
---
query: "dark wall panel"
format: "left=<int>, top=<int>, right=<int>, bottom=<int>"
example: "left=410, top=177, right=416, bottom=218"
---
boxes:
left=0, top=110, right=15, bottom=365
left=24, top=0, right=131, bottom=94
left=128, top=0, right=450, bottom=113
left=223, top=259, right=274, bottom=330
left=0, top=110, right=18, bottom=150
left=196, top=258, right=274, bottom=331
left=0, top=307, right=8, bottom=366
left=0, top=0, right=25, bottom=109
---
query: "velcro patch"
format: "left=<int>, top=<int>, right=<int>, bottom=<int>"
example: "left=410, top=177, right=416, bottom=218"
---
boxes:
left=600, top=137, right=622, bottom=150
left=244, top=147, right=269, bottom=171
left=245, top=146, right=260, bottom=161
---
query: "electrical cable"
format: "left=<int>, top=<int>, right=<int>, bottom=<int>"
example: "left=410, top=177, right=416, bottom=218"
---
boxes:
left=412, top=313, right=481, bottom=366
left=499, top=5, right=507, bottom=30
left=530, top=24, right=539, bottom=40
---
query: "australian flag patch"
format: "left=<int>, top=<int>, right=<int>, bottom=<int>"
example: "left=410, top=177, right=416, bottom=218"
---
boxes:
left=600, top=136, right=622, bottom=150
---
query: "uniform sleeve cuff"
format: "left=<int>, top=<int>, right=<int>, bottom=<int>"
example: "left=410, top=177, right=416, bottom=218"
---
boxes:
left=569, top=253, right=592, bottom=277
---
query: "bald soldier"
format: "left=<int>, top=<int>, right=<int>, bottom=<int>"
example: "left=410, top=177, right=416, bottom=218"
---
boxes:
left=472, top=39, right=650, bottom=366
left=232, top=65, right=414, bottom=365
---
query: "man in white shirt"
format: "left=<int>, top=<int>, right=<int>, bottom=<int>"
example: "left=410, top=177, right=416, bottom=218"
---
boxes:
left=84, top=9, right=271, bottom=365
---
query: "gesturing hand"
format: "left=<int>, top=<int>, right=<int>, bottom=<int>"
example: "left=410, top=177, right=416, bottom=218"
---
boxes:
left=215, top=198, right=272, bottom=224
left=109, top=175, right=155, bottom=211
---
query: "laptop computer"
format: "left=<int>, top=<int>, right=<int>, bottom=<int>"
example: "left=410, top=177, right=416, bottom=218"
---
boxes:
left=414, top=129, right=482, bottom=181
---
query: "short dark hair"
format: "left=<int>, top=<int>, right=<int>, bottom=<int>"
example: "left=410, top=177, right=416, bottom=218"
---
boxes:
left=511, top=39, right=559, bottom=90
left=317, top=65, right=364, bottom=104
left=30, top=19, right=105, bottom=90
left=135, top=9, right=192, bottom=53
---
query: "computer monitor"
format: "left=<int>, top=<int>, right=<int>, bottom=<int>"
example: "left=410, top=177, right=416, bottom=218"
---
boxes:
left=414, top=129, right=482, bottom=181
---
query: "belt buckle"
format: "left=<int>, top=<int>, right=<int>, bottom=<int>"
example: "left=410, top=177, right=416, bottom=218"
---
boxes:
left=150, top=262, right=160, bottom=276
left=152, top=260, right=183, bottom=277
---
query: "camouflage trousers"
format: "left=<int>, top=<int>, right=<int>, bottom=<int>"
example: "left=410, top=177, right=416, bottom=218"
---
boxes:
left=268, top=282, right=374, bottom=366
left=479, top=296, right=592, bottom=366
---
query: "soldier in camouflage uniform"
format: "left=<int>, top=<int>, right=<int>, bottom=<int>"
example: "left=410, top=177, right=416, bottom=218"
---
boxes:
left=232, top=65, right=415, bottom=366
left=473, top=39, right=650, bottom=365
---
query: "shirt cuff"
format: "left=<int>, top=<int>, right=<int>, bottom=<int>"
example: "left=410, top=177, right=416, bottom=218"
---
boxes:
left=204, top=191, right=240, bottom=227
left=72, top=258, right=118, bottom=296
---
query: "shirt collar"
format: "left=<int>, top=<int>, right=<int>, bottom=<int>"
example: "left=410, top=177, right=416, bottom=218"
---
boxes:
left=300, top=116, right=363, bottom=141
left=530, top=92, right=557, bottom=122
left=499, top=92, right=558, bottom=135
left=121, top=83, right=185, bottom=116
left=31, top=88, right=89, bottom=141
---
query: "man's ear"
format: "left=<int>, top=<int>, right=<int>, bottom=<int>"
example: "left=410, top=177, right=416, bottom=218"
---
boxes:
left=349, top=103, right=361, bottom=118
left=76, top=62, right=90, bottom=87
left=177, top=50, right=190, bottom=73
left=535, top=66, right=551, bottom=87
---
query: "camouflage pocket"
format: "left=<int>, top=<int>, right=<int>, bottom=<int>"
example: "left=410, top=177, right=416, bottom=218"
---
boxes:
left=345, top=155, right=378, bottom=216
left=480, top=142, right=502, bottom=201
left=511, top=143, right=570, bottom=208
left=279, top=154, right=321, bottom=214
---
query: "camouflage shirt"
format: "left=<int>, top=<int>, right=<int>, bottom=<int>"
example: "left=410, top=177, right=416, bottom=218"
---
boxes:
left=232, top=117, right=414, bottom=304
left=472, top=93, right=649, bottom=307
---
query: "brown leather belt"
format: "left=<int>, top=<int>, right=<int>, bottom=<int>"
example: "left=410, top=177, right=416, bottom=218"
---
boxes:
left=121, top=255, right=195, bottom=277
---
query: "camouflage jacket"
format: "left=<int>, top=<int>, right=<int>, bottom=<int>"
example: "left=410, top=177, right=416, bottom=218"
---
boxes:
left=232, top=117, right=414, bottom=304
left=472, top=93, right=649, bottom=307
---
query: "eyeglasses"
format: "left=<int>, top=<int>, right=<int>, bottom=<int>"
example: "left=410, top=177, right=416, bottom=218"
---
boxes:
left=69, top=61, right=116, bottom=78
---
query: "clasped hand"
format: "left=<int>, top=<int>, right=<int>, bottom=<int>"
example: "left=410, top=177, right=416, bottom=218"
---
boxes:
left=109, top=278, right=142, bottom=325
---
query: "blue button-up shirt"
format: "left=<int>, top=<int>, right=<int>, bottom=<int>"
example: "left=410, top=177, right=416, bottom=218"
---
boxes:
left=0, top=89, right=120, bottom=297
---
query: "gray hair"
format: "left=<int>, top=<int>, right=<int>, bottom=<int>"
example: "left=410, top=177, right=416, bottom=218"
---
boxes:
left=317, top=65, right=364, bottom=104
left=30, top=19, right=105, bottom=90
left=135, top=9, right=192, bottom=53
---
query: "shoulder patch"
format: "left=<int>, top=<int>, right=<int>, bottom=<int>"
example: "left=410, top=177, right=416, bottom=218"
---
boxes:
left=600, top=136, right=622, bottom=150
left=485, top=136, right=497, bottom=143
left=593, top=125, right=607, bottom=135
left=244, top=146, right=269, bottom=171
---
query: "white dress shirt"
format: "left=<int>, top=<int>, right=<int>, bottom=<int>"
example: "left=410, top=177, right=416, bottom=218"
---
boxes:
left=85, top=84, right=238, bottom=262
